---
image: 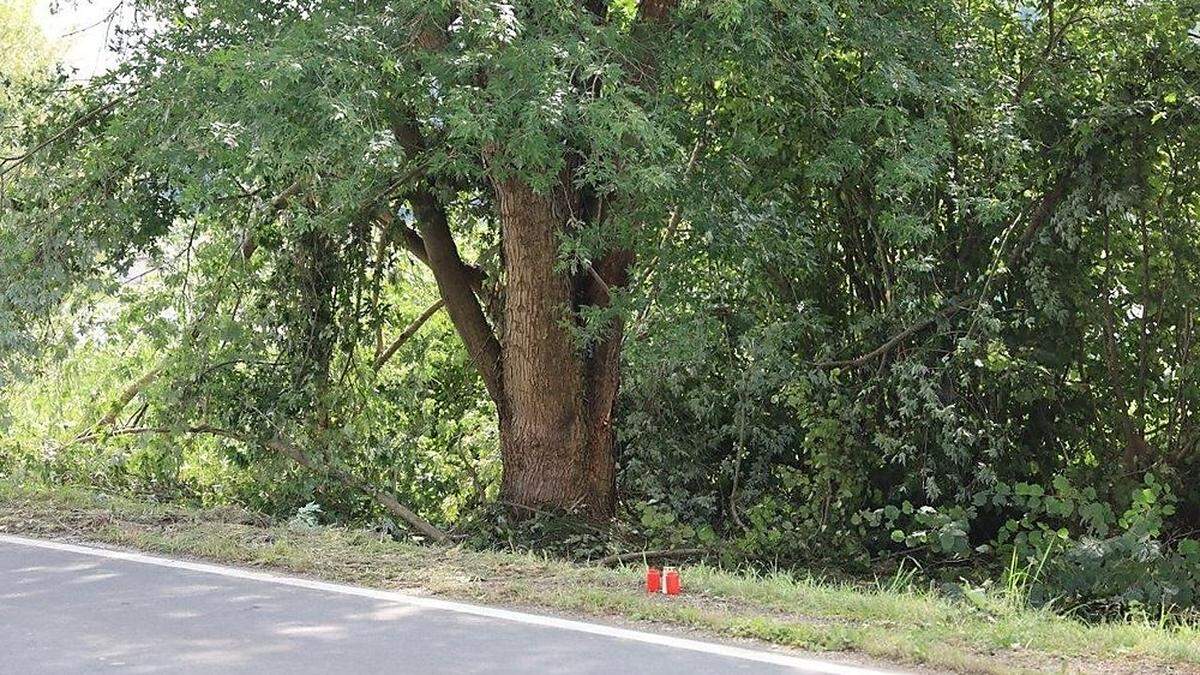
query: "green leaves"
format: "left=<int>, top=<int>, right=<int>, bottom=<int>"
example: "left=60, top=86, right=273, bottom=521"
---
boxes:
left=620, top=0, right=1200, bottom=597
left=2, top=0, right=1198, bottom=618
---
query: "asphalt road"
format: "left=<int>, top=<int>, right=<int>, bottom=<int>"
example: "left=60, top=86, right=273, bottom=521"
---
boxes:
left=0, top=535, right=896, bottom=675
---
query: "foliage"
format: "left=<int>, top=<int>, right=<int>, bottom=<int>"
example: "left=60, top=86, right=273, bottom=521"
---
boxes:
left=1, top=0, right=1199, bottom=623
left=617, top=0, right=1200, bottom=616
left=1041, top=532, right=1200, bottom=619
left=0, top=278, right=493, bottom=525
left=0, top=0, right=53, bottom=105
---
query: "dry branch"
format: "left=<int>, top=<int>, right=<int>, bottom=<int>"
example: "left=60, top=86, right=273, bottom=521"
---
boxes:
left=596, top=548, right=707, bottom=567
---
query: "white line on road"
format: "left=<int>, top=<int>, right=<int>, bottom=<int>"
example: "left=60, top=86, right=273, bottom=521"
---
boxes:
left=0, top=533, right=902, bottom=675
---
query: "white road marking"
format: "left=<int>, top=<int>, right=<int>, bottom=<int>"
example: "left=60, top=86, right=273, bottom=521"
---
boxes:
left=0, top=533, right=902, bottom=675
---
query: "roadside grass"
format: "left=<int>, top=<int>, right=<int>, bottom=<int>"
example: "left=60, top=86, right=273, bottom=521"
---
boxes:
left=1, top=481, right=1196, bottom=674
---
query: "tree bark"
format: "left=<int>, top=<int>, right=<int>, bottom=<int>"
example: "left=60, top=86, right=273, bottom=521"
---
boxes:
left=581, top=249, right=632, bottom=519
left=493, top=175, right=611, bottom=517
left=398, top=169, right=627, bottom=520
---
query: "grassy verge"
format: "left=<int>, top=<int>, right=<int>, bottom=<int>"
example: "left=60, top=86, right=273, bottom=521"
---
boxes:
left=1, top=481, right=1196, bottom=674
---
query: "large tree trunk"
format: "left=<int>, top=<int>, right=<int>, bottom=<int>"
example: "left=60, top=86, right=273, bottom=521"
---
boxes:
left=493, top=176, right=621, bottom=519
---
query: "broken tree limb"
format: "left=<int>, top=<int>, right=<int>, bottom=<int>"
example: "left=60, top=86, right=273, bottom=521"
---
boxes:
left=59, top=364, right=163, bottom=452
left=96, top=366, right=163, bottom=428
left=596, top=548, right=707, bottom=567
left=263, top=434, right=449, bottom=544
left=69, top=424, right=450, bottom=544
left=372, top=299, right=445, bottom=371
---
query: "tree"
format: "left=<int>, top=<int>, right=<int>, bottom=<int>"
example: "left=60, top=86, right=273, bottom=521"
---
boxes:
left=0, top=0, right=53, bottom=151
left=618, top=0, right=1200, bottom=560
left=0, top=0, right=51, bottom=85
left=0, top=0, right=711, bottom=520
left=5, top=0, right=1195, bottom=542
left=0, top=0, right=56, bottom=381
left=365, top=1, right=684, bottom=518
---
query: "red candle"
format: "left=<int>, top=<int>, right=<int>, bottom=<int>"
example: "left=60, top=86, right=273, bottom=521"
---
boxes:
left=664, top=568, right=681, bottom=596
left=645, top=567, right=662, bottom=593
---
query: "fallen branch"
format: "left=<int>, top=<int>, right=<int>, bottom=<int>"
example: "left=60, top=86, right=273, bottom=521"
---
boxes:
left=71, top=425, right=450, bottom=544
left=596, top=548, right=707, bottom=567
left=96, top=367, right=163, bottom=428
left=58, top=366, right=163, bottom=452
left=263, top=435, right=449, bottom=544
left=72, top=424, right=249, bottom=448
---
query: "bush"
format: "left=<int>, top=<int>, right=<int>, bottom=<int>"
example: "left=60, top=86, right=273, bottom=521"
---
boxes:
left=1039, top=534, right=1200, bottom=618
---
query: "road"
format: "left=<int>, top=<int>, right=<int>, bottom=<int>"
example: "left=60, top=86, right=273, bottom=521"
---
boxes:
left=0, top=534, right=897, bottom=674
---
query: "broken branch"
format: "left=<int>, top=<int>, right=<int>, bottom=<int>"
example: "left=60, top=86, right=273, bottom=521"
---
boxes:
left=596, top=548, right=707, bottom=567
left=70, top=425, right=450, bottom=544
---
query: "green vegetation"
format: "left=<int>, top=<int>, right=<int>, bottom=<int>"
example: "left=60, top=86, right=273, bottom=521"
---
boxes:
left=2, top=1, right=1200, bottom=670
left=0, top=0, right=53, bottom=155
left=0, top=0, right=52, bottom=88
left=2, top=481, right=1197, bottom=674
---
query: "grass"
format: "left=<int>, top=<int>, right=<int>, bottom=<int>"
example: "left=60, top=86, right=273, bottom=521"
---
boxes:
left=1, top=481, right=1197, bottom=674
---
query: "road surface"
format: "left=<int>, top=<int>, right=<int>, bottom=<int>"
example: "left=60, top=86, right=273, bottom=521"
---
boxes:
left=0, top=534, right=897, bottom=674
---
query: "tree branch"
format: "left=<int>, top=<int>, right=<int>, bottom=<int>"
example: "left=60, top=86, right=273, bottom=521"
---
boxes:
left=372, top=299, right=445, bottom=370
left=95, top=366, right=163, bottom=429
left=407, top=188, right=504, bottom=402
left=814, top=303, right=962, bottom=369
left=263, top=434, right=448, bottom=543
left=0, top=93, right=130, bottom=179
left=596, top=548, right=706, bottom=567
left=389, top=214, right=488, bottom=296
left=71, top=424, right=449, bottom=543
left=390, top=117, right=503, bottom=402
left=816, top=169, right=1075, bottom=370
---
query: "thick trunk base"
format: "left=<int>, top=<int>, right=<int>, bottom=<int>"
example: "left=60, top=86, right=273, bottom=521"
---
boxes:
left=498, top=409, right=617, bottom=521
